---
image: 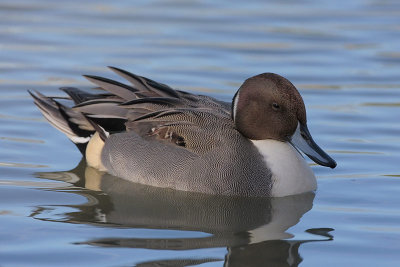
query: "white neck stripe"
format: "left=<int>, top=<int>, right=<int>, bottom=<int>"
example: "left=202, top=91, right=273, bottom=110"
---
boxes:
left=232, top=91, right=240, bottom=122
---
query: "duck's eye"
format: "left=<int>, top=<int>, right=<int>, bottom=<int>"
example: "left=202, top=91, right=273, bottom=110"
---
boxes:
left=272, top=102, right=280, bottom=110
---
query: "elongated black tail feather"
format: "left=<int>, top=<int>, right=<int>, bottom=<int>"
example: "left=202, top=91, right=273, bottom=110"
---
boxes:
left=29, top=90, right=95, bottom=155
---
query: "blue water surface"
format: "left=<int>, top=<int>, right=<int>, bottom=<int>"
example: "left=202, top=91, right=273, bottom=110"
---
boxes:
left=1, top=0, right=400, bottom=266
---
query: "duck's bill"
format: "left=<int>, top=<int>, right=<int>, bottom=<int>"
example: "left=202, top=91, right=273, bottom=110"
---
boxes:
left=290, top=123, right=337, bottom=168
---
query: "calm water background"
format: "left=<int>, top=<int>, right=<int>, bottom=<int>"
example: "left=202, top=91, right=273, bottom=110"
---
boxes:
left=1, top=0, right=400, bottom=266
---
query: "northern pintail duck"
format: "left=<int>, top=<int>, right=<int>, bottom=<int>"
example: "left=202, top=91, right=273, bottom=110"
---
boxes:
left=30, top=67, right=336, bottom=197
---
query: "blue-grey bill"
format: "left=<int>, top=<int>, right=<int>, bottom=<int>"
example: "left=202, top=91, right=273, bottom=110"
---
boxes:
left=290, top=123, right=337, bottom=168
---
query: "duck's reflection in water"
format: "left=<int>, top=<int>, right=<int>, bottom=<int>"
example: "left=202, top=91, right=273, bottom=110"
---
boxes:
left=34, top=160, right=333, bottom=266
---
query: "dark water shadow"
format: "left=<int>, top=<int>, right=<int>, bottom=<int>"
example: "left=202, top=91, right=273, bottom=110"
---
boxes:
left=33, top=160, right=334, bottom=266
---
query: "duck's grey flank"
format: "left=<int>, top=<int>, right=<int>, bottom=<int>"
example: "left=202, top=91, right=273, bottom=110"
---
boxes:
left=30, top=67, right=336, bottom=197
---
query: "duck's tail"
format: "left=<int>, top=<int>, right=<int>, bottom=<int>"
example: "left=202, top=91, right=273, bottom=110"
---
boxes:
left=28, top=89, right=96, bottom=155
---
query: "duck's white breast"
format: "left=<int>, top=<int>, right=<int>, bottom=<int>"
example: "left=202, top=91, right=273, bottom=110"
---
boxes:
left=251, top=139, right=317, bottom=197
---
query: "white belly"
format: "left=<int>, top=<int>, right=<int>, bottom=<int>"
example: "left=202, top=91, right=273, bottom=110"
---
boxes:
left=251, top=139, right=317, bottom=197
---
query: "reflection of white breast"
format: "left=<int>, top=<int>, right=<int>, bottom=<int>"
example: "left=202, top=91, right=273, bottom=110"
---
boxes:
left=251, top=139, right=317, bottom=197
left=248, top=192, right=315, bottom=243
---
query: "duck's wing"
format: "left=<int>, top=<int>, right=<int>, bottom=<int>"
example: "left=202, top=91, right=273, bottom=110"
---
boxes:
left=74, top=68, right=232, bottom=143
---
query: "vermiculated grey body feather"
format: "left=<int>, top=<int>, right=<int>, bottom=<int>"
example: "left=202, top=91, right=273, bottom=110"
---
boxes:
left=102, top=112, right=272, bottom=196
